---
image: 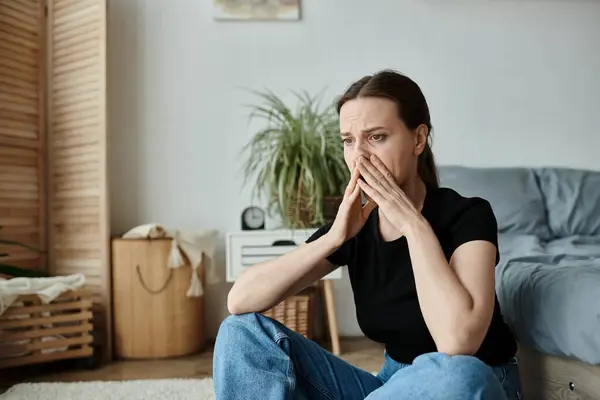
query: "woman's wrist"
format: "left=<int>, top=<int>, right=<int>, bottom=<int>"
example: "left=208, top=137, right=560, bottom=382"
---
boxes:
left=404, top=214, right=432, bottom=242
left=323, top=231, right=345, bottom=251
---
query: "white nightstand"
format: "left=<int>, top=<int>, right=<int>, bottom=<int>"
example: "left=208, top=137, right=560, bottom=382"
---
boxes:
left=226, top=229, right=342, bottom=355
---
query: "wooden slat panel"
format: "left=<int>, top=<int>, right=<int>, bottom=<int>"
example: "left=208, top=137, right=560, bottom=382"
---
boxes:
left=0, top=12, right=38, bottom=37
left=0, top=0, right=45, bottom=275
left=0, top=47, right=38, bottom=71
left=3, top=299, right=92, bottom=318
left=0, top=72, right=37, bottom=95
left=0, top=27, right=38, bottom=51
left=0, top=133, right=41, bottom=268
left=54, top=0, right=97, bottom=14
left=53, top=37, right=100, bottom=65
left=0, top=311, right=92, bottom=330
left=0, top=92, right=37, bottom=115
left=47, top=0, right=110, bottom=361
left=0, top=0, right=45, bottom=277
left=0, top=0, right=39, bottom=19
left=0, top=2, right=39, bottom=33
left=0, top=132, right=39, bottom=145
left=0, top=322, right=93, bottom=342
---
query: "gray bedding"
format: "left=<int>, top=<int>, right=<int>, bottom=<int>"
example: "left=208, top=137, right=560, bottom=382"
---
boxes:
left=495, top=234, right=600, bottom=365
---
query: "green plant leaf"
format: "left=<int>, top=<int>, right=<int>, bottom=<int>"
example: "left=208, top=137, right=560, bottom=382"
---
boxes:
left=239, top=87, right=348, bottom=228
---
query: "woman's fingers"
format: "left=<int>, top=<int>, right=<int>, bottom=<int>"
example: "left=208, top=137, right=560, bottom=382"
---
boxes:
left=357, top=157, right=393, bottom=195
left=361, top=198, right=378, bottom=219
left=357, top=178, right=385, bottom=206
left=369, top=155, right=397, bottom=188
left=348, top=182, right=361, bottom=203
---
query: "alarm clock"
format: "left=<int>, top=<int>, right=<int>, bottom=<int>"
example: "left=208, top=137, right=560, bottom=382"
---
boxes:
left=241, top=206, right=265, bottom=230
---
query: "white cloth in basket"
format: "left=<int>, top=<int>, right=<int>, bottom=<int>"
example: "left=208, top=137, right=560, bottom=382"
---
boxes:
left=0, top=273, right=86, bottom=316
left=121, top=224, right=219, bottom=297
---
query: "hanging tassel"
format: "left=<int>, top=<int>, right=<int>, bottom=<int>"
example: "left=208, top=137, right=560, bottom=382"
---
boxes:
left=186, top=260, right=204, bottom=297
left=168, top=238, right=185, bottom=268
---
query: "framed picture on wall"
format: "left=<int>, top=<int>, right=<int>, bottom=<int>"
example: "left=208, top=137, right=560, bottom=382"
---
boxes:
left=213, top=0, right=301, bottom=21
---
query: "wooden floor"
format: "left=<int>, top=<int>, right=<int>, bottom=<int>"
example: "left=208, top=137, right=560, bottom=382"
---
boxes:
left=0, top=338, right=385, bottom=393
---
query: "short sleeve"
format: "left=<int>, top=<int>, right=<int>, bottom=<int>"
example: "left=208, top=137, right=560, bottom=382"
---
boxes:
left=447, top=198, right=500, bottom=265
left=305, top=223, right=353, bottom=266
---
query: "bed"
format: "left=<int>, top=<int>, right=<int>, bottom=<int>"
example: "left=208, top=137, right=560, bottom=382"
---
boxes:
left=438, top=165, right=600, bottom=400
left=496, top=234, right=600, bottom=399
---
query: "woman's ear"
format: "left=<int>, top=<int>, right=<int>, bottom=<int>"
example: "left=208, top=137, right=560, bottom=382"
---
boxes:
left=413, top=124, right=429, bottom=156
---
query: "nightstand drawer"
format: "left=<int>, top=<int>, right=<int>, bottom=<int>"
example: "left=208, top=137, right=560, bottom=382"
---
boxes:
left=225, top=230, right=343, bottom=282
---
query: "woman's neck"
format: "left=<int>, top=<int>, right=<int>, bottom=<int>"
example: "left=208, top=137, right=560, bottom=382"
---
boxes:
left=377, top=176, right=427, bottom=242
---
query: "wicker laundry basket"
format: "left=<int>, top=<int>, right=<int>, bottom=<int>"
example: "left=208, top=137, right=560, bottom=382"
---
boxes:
left=111, top=238, right=206, bottom=359
left=0, top=289, right=94, bottom=369
left=262, top=286, right=317, bottom=338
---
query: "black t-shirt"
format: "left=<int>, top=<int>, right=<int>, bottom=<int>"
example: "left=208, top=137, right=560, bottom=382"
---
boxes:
left=306, top=186, right=517, bottom=366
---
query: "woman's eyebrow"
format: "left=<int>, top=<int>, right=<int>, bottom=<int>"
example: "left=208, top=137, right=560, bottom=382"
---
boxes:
left=340, top=126, right=386, bottom=137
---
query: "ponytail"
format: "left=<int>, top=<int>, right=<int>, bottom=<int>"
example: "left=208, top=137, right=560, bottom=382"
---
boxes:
left=417, top=142, right=439, bottom=189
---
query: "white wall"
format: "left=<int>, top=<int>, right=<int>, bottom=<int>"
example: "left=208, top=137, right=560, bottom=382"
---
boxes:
left=107, top=0, right=600, bottom=339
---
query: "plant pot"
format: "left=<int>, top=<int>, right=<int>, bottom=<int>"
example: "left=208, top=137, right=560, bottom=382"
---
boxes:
left=285, top=196, right=317, bottom=229
left=284, top=195, right=343, bottom=228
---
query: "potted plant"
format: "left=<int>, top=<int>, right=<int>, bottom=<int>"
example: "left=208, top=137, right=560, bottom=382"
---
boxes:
left=0, top=226, right=47, bottom=278
left=240, top=88, right=349, bottom=229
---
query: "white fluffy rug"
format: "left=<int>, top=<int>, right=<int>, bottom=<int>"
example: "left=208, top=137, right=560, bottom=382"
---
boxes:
left=0, top=378, right=214, bottom=400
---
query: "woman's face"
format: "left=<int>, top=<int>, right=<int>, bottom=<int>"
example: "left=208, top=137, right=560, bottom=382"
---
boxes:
left=339, top=96, right=427, bottom=188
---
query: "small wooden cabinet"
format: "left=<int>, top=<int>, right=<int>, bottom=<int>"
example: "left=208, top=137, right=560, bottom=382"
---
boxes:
left=111, top=238, right=205, bottom=359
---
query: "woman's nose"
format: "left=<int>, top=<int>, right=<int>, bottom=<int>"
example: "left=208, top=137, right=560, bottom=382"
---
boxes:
left=355, top=150, right=370, bottom=162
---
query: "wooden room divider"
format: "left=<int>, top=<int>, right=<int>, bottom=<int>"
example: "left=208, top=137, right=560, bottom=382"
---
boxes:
left=0, top=0, right=112, bottom=361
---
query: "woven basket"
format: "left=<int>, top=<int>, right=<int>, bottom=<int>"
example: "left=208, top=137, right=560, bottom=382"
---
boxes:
left=262, top=287, right=316, bottom=338
left=0, top=289, right=94, bottom=369
left=282, top=174, right=343, bottom=228
left=285, top=195, right=343, bottom=228
left=285, top=195, right=315, bottom=228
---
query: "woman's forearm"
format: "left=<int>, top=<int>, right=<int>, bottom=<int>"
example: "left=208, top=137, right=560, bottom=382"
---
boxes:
left=405, top=219, right=480, bottom=355
left=227, top=232, right=342, bottom=315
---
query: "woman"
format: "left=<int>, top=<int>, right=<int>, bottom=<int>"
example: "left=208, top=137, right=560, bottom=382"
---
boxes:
left=214, top=70, right=523, bottom=399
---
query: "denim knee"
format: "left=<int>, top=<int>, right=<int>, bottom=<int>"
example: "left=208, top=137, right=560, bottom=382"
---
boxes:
left=218, top=312, right=260, bottom=332
left=213, top=313, right=295, bottom=398
left=216, top=313, right=261, bottom=343
left=413, top=352, right=505, bottom=398
left=215, top=313, right=283, bottom=350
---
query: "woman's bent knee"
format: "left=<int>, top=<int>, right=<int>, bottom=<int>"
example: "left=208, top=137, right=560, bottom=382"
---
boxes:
left=214, top=313, right=269, bottom=367
left=414, top=352, right=495, bottom=374
left=217, top=312, right=260, bottom=334
left=411, top=353, right=507, bottom=399
left=214, top=312, right=284, bottom=353
left=216, top=313, right=262, bottom=345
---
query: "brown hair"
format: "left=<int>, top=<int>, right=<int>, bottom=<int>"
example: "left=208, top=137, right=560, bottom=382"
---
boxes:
left=336, top=69, right=439, bottom=189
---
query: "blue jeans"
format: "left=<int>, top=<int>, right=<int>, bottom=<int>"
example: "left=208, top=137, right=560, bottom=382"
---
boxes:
left=213, top=313, right=524, bottom=399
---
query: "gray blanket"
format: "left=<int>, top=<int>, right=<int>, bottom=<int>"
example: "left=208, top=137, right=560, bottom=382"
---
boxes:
left=495, top=234, right=600, bottom=365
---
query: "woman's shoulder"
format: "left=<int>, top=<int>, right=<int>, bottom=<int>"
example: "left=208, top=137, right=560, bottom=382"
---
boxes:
left=428, top=186, right=494, bottom=212
left=428, top=186, right=500, bottom=263
left=425, top=186, right=497, bottom=231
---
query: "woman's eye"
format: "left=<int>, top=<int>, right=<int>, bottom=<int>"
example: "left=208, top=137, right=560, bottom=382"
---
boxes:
left=371, top=134, right=385, bottom=141
left=342, top=138, right=352, bottom=145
